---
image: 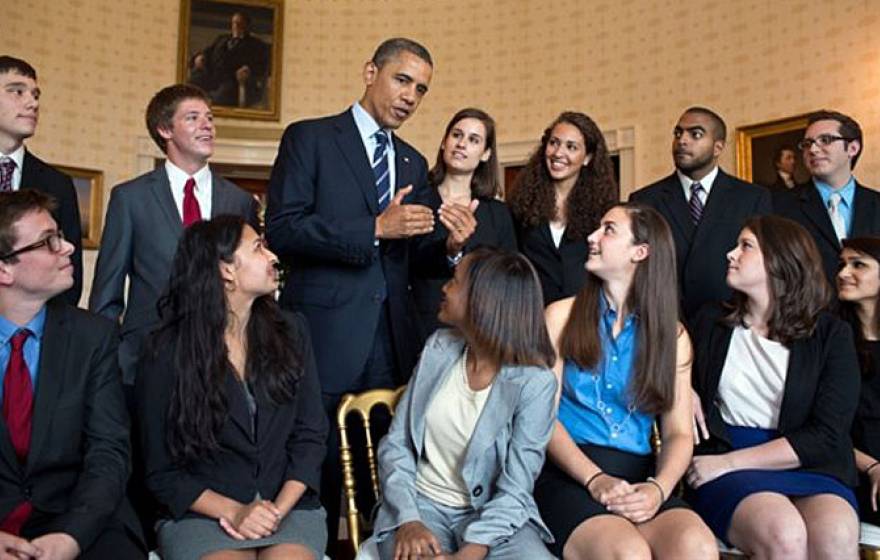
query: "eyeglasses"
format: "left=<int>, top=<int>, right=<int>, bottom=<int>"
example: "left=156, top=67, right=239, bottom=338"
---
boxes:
left=0, top=231, right=66, bottom=261
left=797, top=134, right=853, bottom=151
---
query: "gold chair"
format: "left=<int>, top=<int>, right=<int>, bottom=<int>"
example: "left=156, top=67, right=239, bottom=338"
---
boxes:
left=337, top=386, right=406, bottom=555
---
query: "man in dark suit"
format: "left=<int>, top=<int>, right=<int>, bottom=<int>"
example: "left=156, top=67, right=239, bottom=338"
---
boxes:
left=266, top=37, right=435, bottom=547
left=630, top=107, right=771, bottom=322
left=0, top=190, right=143, bottom=559
left=0, top=56, right=82, bottom=306
left=89, top=84, right=256, bottom=389
left=773, top=110, right=880, bottom=285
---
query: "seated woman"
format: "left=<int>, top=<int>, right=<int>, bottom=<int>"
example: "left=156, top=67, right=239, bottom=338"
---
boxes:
left=687, top=215, right=860, bottom=559
left=508, top=111, right=617, bottom=306
left=375, top=247, right=557, bottom=560
left=537, top=202, right=716, bottom=560
left=137, top=216, right=328, bottom=560
left=411, top=107, right=516, bottom=338
left=838, top=236, right=880, bottom=525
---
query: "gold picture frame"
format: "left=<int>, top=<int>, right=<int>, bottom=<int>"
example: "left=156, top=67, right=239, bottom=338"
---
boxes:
left=735, top=112, right=818, bottom=186
left=54, top=165, right=103, bottom=249
left=177, top=0, right=284, bottom=121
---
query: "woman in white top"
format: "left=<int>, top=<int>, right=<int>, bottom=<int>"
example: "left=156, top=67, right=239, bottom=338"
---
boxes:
left=687, top=215, right=861, bottom=559
left=374, top=247, right=557, bottom=560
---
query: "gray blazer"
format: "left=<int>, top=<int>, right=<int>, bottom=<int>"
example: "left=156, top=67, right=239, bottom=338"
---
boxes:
left=89, top=167, right=256, bottom=384
left=375, top=330, right=557, bottom=547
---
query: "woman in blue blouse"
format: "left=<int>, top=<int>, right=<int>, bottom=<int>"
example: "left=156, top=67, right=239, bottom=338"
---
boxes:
left=536, top=203, right=716, bottom=559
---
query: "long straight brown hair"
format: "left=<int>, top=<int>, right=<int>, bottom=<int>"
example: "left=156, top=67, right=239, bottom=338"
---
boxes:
left=558, top=203, right=679, bottom=414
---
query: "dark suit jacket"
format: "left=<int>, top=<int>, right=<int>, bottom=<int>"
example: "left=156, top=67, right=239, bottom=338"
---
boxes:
left=629, top=169, right=772, bottom=321
left=265, top=110, right=429, bottom=394
left=411, top=194, right=517, bottom=337
left=0, top=301, right=141, bottom=550
left=514, top=221, right=587, bottom=306
left=20, top=150, right=83, bottom=306
left=772, top=180, right=880, bottom=285
left=88, top=167, right=256, bottom=385
left=136, top=312, right=327, bottom=520
left=690, top=304, right=860, bottom=486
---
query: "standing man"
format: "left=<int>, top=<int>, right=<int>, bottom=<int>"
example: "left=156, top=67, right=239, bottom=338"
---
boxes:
left=0, top=56, right=82, bottom=306
left=89, top=84, right=256, bottom=390
left=0, top=190, right=144, bottom=559
left=266, top=37, right=435, bottom=547
left=774, top=110, right=880, bottom=285
left=630, top=106, right=771, bottom=322
left=768, top=145, right=798, bottom=191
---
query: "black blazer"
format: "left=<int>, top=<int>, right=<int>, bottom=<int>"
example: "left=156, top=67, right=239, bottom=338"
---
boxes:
left=411, top=193, right=517, bottom=337
left=266, top=110, right=429, bottom=393
left=20, top=151, right=83, bottom=306
left=630, top=169, right=772, bottom=321
left=136, top=312, right=327, bottom=520
left=0, top=301, right=141, bottom=550
left=691, top=304, right=860, bottom=486
left=772, top=180, right=880, bottom=286
left=514, top=220, right=587, bottom=306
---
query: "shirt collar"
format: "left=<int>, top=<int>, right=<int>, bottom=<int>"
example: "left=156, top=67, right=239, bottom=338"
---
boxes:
left=677, top=166, right=720, bottom=195
left=0, top=306, right=47, bottom=344
left=164, top=160, right=211, bottom=192
left=814, top=176, right=856, bottom=208
left=599, top=289, right=636, bottom=333
left=351, top=102, right=391, bottom=145
left=0, top=145, right=26, bottom=170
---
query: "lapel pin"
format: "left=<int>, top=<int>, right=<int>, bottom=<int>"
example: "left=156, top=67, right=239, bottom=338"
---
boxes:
left=403, top=156, right=410, bottom=164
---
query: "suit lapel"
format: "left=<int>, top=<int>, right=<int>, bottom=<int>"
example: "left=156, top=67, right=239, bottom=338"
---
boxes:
left=393, top=139, right=414, bottom=199
left=224, top=373, right=255, bottom=441
left=776, top=337, right=807, bottom=432
left=799, top=183, right=839, bottom=250
left=19, top=151, right=40, bottom=190
left=460, top=375, right=517, bottom=481
left=692, top=171, right=734, bottom=249
left=657, top=175, right=695, bottom=244
left=408, top=334, right=463, bottom=452
left=333, top=113, right=379, bottom=214
left=210, top=174, right=233, bottom=217
left=148, top=168, right=185, bottom=236
left=851, top=183, right=876, bottom=237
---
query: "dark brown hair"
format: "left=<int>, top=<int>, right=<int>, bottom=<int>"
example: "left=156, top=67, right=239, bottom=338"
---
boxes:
left=0, top=190, right=57, bottom=263
left=428, top=108, right=499, bottom=198
left=724, top=215, right=831, bottom=345
left=460, top=247, right=555, bottom=368
left=808, top=110, right=863, bottom=169
left=508, top=111, right=617, bottom=240
left=558, top=203, right=679, bottom=413
left=145, top=83, right=212, bottom=153
left=0, top=56, right=36, bottom=79
left=839, top=236, right=880, bottom=377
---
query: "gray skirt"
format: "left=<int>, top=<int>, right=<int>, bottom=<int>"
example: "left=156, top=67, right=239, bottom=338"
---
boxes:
left=157, top=506, right=327, bottom=560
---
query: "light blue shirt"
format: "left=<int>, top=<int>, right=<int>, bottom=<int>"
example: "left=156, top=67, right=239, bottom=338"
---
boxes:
left=0, top=307, right=47, bottom=402
left=557, top=293, right=654, bottom=455
left=814, top=176, right=856, bottom=237
left=351, top=102, right=396, bottom=198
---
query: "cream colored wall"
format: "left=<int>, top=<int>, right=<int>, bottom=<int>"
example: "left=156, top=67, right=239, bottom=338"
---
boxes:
left=2, top=0, right=880, bottom=303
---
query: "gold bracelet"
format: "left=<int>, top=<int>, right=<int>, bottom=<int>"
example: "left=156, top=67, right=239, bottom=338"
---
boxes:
left=646, top=476, right=666, bottom=502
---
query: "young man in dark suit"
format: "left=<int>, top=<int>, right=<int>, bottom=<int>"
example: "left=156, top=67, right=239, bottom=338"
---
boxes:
left=773, top=110, right=880, bottom=285
left=630, top=107, right=772, bottom=322
left=0, top=56, right=82, bottom=306
left=0, top=190, right=144, bottom=560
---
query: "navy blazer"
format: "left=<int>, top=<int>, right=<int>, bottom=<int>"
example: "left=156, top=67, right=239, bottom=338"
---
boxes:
left=375, top=330, right=557, bottom=547
left=514, top=220, right=587, bottom=306
left=266, top=110, right=429, bottom=394
left=691, top=305, right=860, bottom=486
left=630, top=169, right=772, bottom=322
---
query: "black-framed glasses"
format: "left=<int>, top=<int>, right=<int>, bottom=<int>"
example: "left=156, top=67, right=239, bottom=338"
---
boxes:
left=797, top=134, right=853, bottom=151
left=0, top=231, right=66, bottom=261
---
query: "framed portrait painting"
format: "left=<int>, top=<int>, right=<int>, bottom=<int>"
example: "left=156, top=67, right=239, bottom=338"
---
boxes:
left=53, top=165, right=103, bottom=249
left=177, top=0, right=284, bottom=121
left=735, top=112, right=817, bottom=190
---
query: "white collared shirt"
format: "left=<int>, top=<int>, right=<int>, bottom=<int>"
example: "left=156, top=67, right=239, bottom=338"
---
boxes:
left=0, top=145, right=26, bottom=191
left=165, top=160, right=212, bottom=220
left=677, top=166, right=719, bottom=206
left=351, top=102, right=396, bottom=199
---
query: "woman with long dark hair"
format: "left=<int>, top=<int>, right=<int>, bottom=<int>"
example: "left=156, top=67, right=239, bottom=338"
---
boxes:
left=536, top=203, right=716, bottom=559
left=375, top=247, right=557, bottom=560
left=137, top=216, right=327, bottom=560
left=838, top=236, right=880, bottom=525
left=508, top=111, right=618, bottom=305
left=687, top=215, right=860, bottom=558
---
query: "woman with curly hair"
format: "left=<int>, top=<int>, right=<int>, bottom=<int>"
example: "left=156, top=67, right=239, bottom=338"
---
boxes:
left=508, top=111, right=618, bottom=305
left=137, top=216, right=327, bottom=560
left=687, top=215, right=860, bottom=559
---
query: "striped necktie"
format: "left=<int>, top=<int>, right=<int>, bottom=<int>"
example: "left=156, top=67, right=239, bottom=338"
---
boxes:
left=689, top=182, right=705, bottom=224
left=372, top=130, right=391, bottom=211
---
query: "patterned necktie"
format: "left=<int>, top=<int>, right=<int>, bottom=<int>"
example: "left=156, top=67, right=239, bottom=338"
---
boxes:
left=0, top=330, right=34, bottom=535
left=828, top=192, right=847, bottom=241
left=689, top=182, right=705, bottom=224
left=0, top=158, right=16, bottom=192
left=372, top=131, right=392, bottom=211
left=183, top=177, right=202, bottom=227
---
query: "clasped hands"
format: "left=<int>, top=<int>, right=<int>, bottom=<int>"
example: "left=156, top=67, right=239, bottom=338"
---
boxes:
left=589, top=474, right=663, bottom=524
left=219, top=499, right=283, bottom=540
left=393, top=521, right=486, bottom=560
left=0, top=531, right=79, bottom=560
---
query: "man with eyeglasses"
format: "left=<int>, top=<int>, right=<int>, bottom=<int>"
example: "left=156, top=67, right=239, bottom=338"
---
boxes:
left=0, top=190, right=145, bottom=559
left=773, top=110, right=880, bottom=284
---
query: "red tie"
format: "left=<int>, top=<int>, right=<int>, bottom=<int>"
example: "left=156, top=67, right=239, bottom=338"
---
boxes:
left=183, top=177, right=202, bottom=227
left=1, top=330, right=34, bottom=535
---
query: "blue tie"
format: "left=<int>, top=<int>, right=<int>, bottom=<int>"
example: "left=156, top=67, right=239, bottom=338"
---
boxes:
left=373, top=130, right=391, bottom=211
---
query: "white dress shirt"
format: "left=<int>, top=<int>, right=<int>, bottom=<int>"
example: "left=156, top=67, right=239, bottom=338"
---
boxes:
left=165, top=160, right=212, bottom=220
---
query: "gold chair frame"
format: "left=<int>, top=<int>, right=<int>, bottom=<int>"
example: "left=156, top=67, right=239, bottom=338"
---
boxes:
left=337, top=386, right=406, bottom=555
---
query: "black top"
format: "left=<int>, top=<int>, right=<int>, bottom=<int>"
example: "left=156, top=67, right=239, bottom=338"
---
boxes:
left=410, top=193, right=517, bottom=338
left=514, top=220, right=587, bottom=306
left=853, top=341, right=880, bottom=460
